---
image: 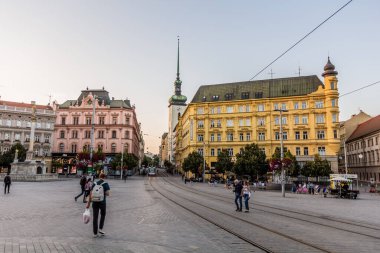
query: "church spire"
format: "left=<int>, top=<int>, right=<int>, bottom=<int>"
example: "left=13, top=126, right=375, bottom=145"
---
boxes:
left=169, top=36, right=187, bottom=106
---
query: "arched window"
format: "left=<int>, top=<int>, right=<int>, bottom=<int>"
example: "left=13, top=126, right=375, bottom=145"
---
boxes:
left=124, top=143, right=129, bottom=153
left=111, top=143, right=117, bottom=153
left=59, top=143, right=64, bottom=153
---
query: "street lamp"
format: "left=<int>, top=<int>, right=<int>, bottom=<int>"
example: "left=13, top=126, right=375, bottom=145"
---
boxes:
left=274, top=108, right=288, bottom=198
left=358, top=153, right=366, bottom=182
left=202, top=142, right=206, bottom=183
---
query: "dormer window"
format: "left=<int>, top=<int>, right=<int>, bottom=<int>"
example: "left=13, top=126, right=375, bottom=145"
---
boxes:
left=255, top=92, right=263, bottom=98
left=212, top=95, right=219, bottom=101
left=225, top=93, right=233, bottom=100
left=202, top=96, right=207, bottom=102
left=241, top=92, right=249, bottom=99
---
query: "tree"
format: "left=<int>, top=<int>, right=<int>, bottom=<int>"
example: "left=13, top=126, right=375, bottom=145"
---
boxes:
left=312, top=154, right=332, bottom=177
left=300, top=161, right=313, bottom=177
left=269, top=149, right=300, bottom=177
left=0, top=143, right=27, bottom=168
left=142, top=155, right=152, bottom=167
left=164, top=160, right=174, bottom=174
left=215, top=149, right=233, bottom=177
left=182, top=151, right=203, bottom=177
left=111, top=152, right=138, bottom=170
left=234, top=143, right=267, bottom=179
left=152, top=155, right=160, bottom=167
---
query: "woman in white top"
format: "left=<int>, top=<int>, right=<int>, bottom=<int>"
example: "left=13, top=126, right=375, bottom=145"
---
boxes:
left=242, top=181, right=251, bottom=212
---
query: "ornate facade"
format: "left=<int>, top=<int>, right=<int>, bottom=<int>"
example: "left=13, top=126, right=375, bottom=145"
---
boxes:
left=175, top=58, right=341, bottom=173
left=52, top=88, right=142, bottom=174
left=0, top=100, right=56, bottom=172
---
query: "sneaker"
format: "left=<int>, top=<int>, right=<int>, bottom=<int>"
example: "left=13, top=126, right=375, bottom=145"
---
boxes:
left=99, top=229, right=105, bottom=236
left=244, top=210, right=249, bottom=213
left=74, top=197, right=77, bottom=202
left=93, top=234, right=98, bottom=238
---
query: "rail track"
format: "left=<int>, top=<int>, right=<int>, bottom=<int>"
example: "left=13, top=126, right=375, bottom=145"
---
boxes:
left=149, top=173, right=335, bottom=253
left=157, top=172, right=380, bottom=241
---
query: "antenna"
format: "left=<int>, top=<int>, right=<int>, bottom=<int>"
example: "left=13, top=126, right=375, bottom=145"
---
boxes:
left=268, top=69, right=275, bottom=79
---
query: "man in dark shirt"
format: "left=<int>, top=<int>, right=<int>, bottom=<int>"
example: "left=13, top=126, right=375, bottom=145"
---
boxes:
left=86, top=173, right=110, bottom=237
left=4, top=172, right=11, bottom=194
left=234, top=179, right=243, bottom=212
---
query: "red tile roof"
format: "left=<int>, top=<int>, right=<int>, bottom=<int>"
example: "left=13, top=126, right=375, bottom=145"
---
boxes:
left=347, top=115, right=380, bottom=142
left=0, top=100, right=53, bottom=110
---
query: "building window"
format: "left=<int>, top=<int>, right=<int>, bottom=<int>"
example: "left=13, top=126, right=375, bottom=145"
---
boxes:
left=283, top=132, right=288, bottom=140
left=302, top=115, right=308, bottom=124
left=72, top=130, right=78, bottom=139
left=112, top=116, right=118, bottom=124
left=217, top=148, right=221, bottom=155
left=304, top=147, right=309, bottom=155
left=216, top=107, right=221, bottom=114
left=112, top=130, right=117, bottom=138
left=97, top=144, right=103, bottom=152
left=294, top=102, right=299, bottom=110
left=217, top=133, right=221, bottom=142
left=14, top=133, right=21, bottom=141
left=246, top=105, right=250, bottom=112
left=111, top=143, right=117, bottom=153
left=246, top=133, right=251, bottom=141
left=239, top=133, right=244, bottom=141
left=303, top=131, right=308, bottom=140
left=44, top=135, right=50, bottom=143
left=125, top=131, right=130, bottom=139
left=210, top=120, right=215, bottom=128
left=59, top=143, right=64, bottom=153
left=225, top=93, right=233, bottom=100
left=227, top=119, right=234, bottom=127
left=296, top=147, right=301, bottom=156
left=227, top=133, right=234, bottom=141
left=316, top=114, right=325, bottom=124
left=317, top=130, right=325, bottom=139
left=332, top=99, right=337, bottom=107
left=210, top=134, right=215, bottom=142
left=238, top=105, right=244, bottom=113
left=332, top=113, right=338, bottom=123
left=216, top=120, right=222, bottom=128
left=197, top=120, right=204, bottom=129
left=85, top=130, right=91, bottom=139
left=198, top=148, right=204, bottom=156
left=246, top=119, right=251, bottom=126
left=197, top=134, right=204, bottom=142
left=333, top=129, right=338, bottom=139
left=239, top=119, right=244, bottom=127
left=211, top=148, right=215, bottom=156
left=210, top=107, right=215, bottom=114
left=83, top=144, right=90, bottom=152
left=259, top=148, right=265, bottom=154
left=281, top=103, right=287, bottom=110
left=258, top=132, right=265, bottom=141
left=257, top=118, right=265, bottom=126
left=315, top=101, right=324, bottom=109
left=282, top=117, right=287, bottom=125
left=301, top=101, right=307, bottom=109
left=295, top=131, right=300, bottom=140
left=73, top=116, right=79, bottom=125
left=60, top=131, right=65, bottom=139
left=212, top=95, right=219, bottom=101
left=226, top=106, right=233, bottom=113
left=71, top=144, right=77, bottom=153
left=257, top=104, right=264, bottom=112
left=98, top=130, right=104, bottom=139
left=197, top=107, right=204, bottom=115
left=318, top=147, right=326, bottom=156
left=241, top=92, right=249, bottom=99
left=99, top=117, right=105, bottom=125
left=16, top=120, right=21, bottom=127
left=61, top=117, right=66, bottom=125
left=275, top=132, right=280, bottom=140
left=275, top=117, right=280, bottom=125
left=125, top=117, right=130, bottom=125
left=46, top=123, right=51, bottom=129
left=330, top=82, right=335, bottom=89
left=227, top=148, right=233, bottom=156
left=274, top=103, right=279, bottom=110
left=25, top=134, right=30, bottom=142
left=85, top=117, right=91, bottom=125
left=255, top=92, right=263, bottom=98
left=294, top=116, right=299, bottom=124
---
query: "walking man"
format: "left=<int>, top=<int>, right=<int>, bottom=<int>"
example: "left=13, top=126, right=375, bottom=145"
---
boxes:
left=75, top=175, right=86, bottom=201
left=86, top=173, right=110, bottom=237
left=4, top=172, right=11, bottom=194
left=234, top=179, right=243, bottom=212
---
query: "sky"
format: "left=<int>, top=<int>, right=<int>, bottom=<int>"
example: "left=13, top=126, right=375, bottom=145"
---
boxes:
left=0, top=0, right=379, bottom=154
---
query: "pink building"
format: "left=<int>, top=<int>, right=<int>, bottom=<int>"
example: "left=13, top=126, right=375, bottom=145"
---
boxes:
left=52, top=88, right=141, bottom=174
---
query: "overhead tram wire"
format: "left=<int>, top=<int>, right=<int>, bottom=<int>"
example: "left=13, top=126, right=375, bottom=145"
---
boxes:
left=248, top=0, right=353, bottom=81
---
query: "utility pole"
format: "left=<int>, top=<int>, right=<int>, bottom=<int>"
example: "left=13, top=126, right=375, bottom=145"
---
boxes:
left=202, top=142, right=206, bottom=183
left=275, top=108, right=288, bottom=197
left=121, top=147, right=124, bottom=180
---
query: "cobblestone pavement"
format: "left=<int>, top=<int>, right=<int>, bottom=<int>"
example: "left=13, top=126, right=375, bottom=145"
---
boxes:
left=0, top=176, right=257, bottom=253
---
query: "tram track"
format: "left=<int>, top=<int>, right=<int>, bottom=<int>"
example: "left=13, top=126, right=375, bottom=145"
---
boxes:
left=149, top=174, right=334, bottom=253
left=158, top=174, right=380, bottom=241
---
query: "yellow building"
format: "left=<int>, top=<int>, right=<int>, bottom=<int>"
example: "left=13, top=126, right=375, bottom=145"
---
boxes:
left=175, top=58, right=340, bottom=174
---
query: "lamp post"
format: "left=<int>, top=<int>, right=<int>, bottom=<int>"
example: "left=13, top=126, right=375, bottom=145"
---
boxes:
left=120, top=145, right=124, bottom=180
left=274, top=108, right=288, bottom=197
left=202, top=142, right=206, bottom=183
left=90, top=95, right=96, bottom=174
left=358, top=153, right=366, bottom=182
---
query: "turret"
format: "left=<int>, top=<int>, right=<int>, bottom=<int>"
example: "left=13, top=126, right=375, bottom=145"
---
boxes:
left=322, top=57, right=338, bottom=90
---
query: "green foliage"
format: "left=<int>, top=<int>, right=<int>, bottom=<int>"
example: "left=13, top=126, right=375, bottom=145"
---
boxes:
left=300, top=154, right=332, bottom=177
left=111, top=152, right=138, bottom=170
left=269, top=149, right=300, bottom=177
left=233, top=143, right=267, bottom=178
left=0, top=143, right=27, bottom=167
left=182, top=151, right=203, bottom=177
left=164, top=160, right=174, bottom=173
left=152, top=155, right=160, bottom=167
left=215, top=149, right=233, bottom=175
left=142, top=155, right=152, bottom=167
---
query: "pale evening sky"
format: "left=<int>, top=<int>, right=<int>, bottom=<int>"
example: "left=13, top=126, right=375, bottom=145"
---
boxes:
left=0, top=0, right=379, bottom=154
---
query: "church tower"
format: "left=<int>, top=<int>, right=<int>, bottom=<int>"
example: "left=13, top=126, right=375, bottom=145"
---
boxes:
left=168, top=37, right=187, bottom=164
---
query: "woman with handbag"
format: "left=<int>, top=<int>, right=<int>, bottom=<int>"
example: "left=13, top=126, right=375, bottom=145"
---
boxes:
left=242, top=181, right=251, bottom=213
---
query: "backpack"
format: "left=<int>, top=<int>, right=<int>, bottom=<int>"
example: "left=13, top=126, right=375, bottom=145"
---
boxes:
left=80, top=177, right=86, bottom=186
left=91, top=181, right=106, bottom=202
